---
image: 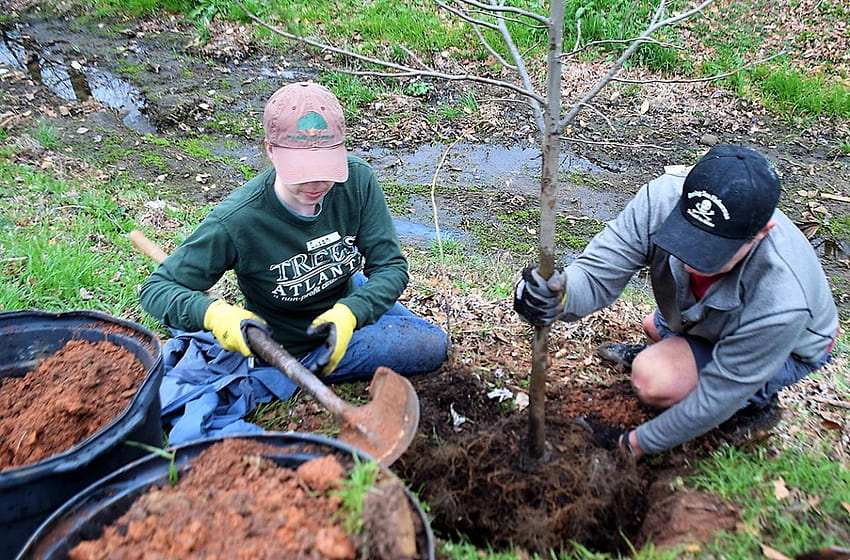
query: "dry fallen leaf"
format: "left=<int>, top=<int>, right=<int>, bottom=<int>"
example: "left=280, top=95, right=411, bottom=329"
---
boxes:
left=761, top=544, right=793, bottom=560
left=773, top=477, right=790, bottom=500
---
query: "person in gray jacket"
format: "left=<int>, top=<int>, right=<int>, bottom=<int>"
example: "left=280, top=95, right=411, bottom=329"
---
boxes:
left=513, top=144, right=838, bottom=458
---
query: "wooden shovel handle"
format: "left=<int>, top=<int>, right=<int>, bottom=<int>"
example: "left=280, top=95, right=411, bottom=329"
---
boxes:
left=244, top=325, right=351, bottom=421
left=129, top=230, right=168, bottom=264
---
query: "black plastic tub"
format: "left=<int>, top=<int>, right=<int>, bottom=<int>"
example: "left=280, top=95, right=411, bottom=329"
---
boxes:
left=0, top=309, right=164, bottom=560
left=17, top=432, right=436, bottom=560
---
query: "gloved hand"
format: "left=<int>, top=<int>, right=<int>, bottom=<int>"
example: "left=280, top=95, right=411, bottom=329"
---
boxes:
left=203, top=299, right=267, bottom=357
left=306, top=303, right=357, bottom=375
left=573, top=416, right=635, bottom=456
left=512, top=265, right=567, bottom=326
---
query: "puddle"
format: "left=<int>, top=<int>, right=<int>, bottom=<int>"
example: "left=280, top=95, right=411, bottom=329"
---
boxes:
left=358, top=142, right=629, bottom=222
left=0, top=18, right=631, bottom=248
left=362, top=142, right=601, bottom=187
left=393, top=217, right=466, bottom=246
left=0, top=26, right=156, bottom=133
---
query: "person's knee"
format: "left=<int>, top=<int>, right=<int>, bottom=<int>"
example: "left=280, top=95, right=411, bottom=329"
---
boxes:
left=630, top=357, right=665, bottom=407
left=630, top=352, right=682, bottom=408
left=642, top=312, right=661, bottom=342
left=404, top=324, right=449, bottom=375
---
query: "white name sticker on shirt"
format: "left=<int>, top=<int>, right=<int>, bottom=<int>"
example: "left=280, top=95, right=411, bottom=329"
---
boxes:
left=306, top=232, right=341, bottom=251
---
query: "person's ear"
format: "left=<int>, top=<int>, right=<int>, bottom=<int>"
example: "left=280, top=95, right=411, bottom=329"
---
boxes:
left=263, top=140, right=273, bottom=159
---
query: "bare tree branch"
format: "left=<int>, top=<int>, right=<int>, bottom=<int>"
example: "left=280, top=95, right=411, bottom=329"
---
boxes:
left=437, top=0, right=544, bottom=128
left=435, top=0, right=501, bottom=32
left=235, top=0, right=545, bottom=104
left=435, top=0, right=517, bottom=71
left=487, top=0, right=545, bottom=129
left=437, top=0, right=547, bottom=31
left=573, top=16, right=582, bottom=52
left=450, top=0, right=550, bottom=25
left=612, top=51, right=787, bottom=83
left=558, top=0, right=713, bottom=131
left=575, top=102, right=617, bottom=133
left=562, top=36, right=682, bottom=58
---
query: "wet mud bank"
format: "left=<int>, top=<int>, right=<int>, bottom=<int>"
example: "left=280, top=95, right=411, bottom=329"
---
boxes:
left=3, top=9, right=848, bottom=285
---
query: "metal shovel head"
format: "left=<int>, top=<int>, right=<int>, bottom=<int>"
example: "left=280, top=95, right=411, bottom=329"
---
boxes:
left=337, top=366, right=420, bottom=466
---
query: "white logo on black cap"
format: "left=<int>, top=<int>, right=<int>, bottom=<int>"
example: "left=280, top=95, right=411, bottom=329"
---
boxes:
left=686, top=190, right=730, bottom=228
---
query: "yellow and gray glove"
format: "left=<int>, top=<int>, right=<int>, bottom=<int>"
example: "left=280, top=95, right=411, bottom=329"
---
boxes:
left=203, top=299, right=268, bottom=357
left=512, top=265, right=567, bottom=326
left=306, top=303, right=357, bottom=375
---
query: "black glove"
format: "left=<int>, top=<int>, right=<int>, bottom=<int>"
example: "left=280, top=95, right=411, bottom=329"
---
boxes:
left=573, top=416, right=634, bottom=454
left=306, top=321, right=335, bottom=375
left=512, top=265, right=567, bottom=326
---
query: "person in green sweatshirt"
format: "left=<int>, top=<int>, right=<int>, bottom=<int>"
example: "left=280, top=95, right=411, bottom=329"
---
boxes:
left=140, top=81, right=448, bottom=382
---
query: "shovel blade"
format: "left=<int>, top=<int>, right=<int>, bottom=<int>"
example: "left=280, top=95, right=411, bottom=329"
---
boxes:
left=337, top=366, right=420, bottom=466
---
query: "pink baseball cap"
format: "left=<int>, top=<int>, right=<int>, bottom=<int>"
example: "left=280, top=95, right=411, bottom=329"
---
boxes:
left=263, top=81, right=349, bottom=184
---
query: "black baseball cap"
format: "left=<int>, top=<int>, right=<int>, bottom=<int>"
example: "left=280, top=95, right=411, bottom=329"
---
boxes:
left=654, top=145, right=781, bottom=273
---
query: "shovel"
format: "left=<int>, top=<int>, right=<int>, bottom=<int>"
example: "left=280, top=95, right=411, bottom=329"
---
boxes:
left=127, top=230, right=420, bottom=466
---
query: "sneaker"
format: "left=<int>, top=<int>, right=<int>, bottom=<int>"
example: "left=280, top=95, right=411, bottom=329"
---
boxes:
left=594, top=342, right=647, bottom=371
left=716, top=395, right=782, bottom=446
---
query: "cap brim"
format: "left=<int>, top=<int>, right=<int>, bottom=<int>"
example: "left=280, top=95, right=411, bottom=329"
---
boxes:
left=654, top=202, right=747, bottom=274
left=276, top=145, right=349, bottom=184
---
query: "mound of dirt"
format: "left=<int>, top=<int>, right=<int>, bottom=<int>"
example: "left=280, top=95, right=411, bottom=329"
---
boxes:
left=396, top=365, right=638, bottom=554
left=0, top=339, right=146, bottom=470
left=394, top=361, right=754, bottom=556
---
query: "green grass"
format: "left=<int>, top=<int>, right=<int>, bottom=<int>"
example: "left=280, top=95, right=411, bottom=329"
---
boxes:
left=756, top=66, right=850, bottom=119
left=319, top=72, right=384, bottom=115
left=332, top=455, right=380, bottom=535
left=239, top=0, right=470, bottom=59
left=87, top=0, right=190, bottom=17
left=79, top=0, right=849, bottom=122
left=35, top=120, right=61, bottom=149
left=0, top=158, right=159, bottom=330
left=690, top=445, right=850, bottom=558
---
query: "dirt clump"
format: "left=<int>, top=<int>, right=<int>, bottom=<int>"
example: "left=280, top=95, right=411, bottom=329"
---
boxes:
left=636, top=469, right=740, bottom=550
left=67, top=437, right=428, bottom=560
left=0, top=339, right=146, bottom=470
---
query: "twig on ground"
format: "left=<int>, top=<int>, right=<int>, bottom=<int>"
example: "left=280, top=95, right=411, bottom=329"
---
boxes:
left=810, top=395, right=850, bottom=410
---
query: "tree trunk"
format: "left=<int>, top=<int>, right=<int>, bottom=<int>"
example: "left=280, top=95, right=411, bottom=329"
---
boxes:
left=528, top=0, right=565, bottom=459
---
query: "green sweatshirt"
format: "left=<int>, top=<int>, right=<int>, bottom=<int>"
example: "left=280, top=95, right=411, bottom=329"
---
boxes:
left=139, top=155, right=409, bottom=356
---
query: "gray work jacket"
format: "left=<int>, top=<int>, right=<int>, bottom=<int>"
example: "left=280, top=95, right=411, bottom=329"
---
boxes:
left=562, top=169, right=838, bottom=454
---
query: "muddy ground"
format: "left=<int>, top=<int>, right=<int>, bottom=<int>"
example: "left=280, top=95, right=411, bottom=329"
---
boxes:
left=2, top=2, right=849, bottom=558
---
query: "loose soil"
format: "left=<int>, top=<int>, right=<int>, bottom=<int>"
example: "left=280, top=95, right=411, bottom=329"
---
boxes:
left=65, top=438, right=429, bottom=560
left=288, top=301, right=794, bottom=556
left=0, top=339, right=146, bottom=470
left=2, top=1, right=849, bottom=558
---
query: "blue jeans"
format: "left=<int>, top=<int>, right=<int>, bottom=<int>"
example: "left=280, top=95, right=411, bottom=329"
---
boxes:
left=653, top=311, right=832, bottom=406
left=297, top=273, right=449, bottom=382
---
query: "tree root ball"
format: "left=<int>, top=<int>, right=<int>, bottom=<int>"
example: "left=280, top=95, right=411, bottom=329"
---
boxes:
left=397, top=367, right=646, bottom=555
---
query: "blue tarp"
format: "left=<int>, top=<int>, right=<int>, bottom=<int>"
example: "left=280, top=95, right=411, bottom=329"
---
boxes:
left=159, top=330, right=298, bottom=445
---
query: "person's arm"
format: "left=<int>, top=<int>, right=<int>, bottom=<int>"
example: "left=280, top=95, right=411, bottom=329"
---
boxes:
left=139, top=220, right=237, bottom=331
left=562, top=179, right=673, bottom=321
left=336, top=161, right=408, bottom=327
